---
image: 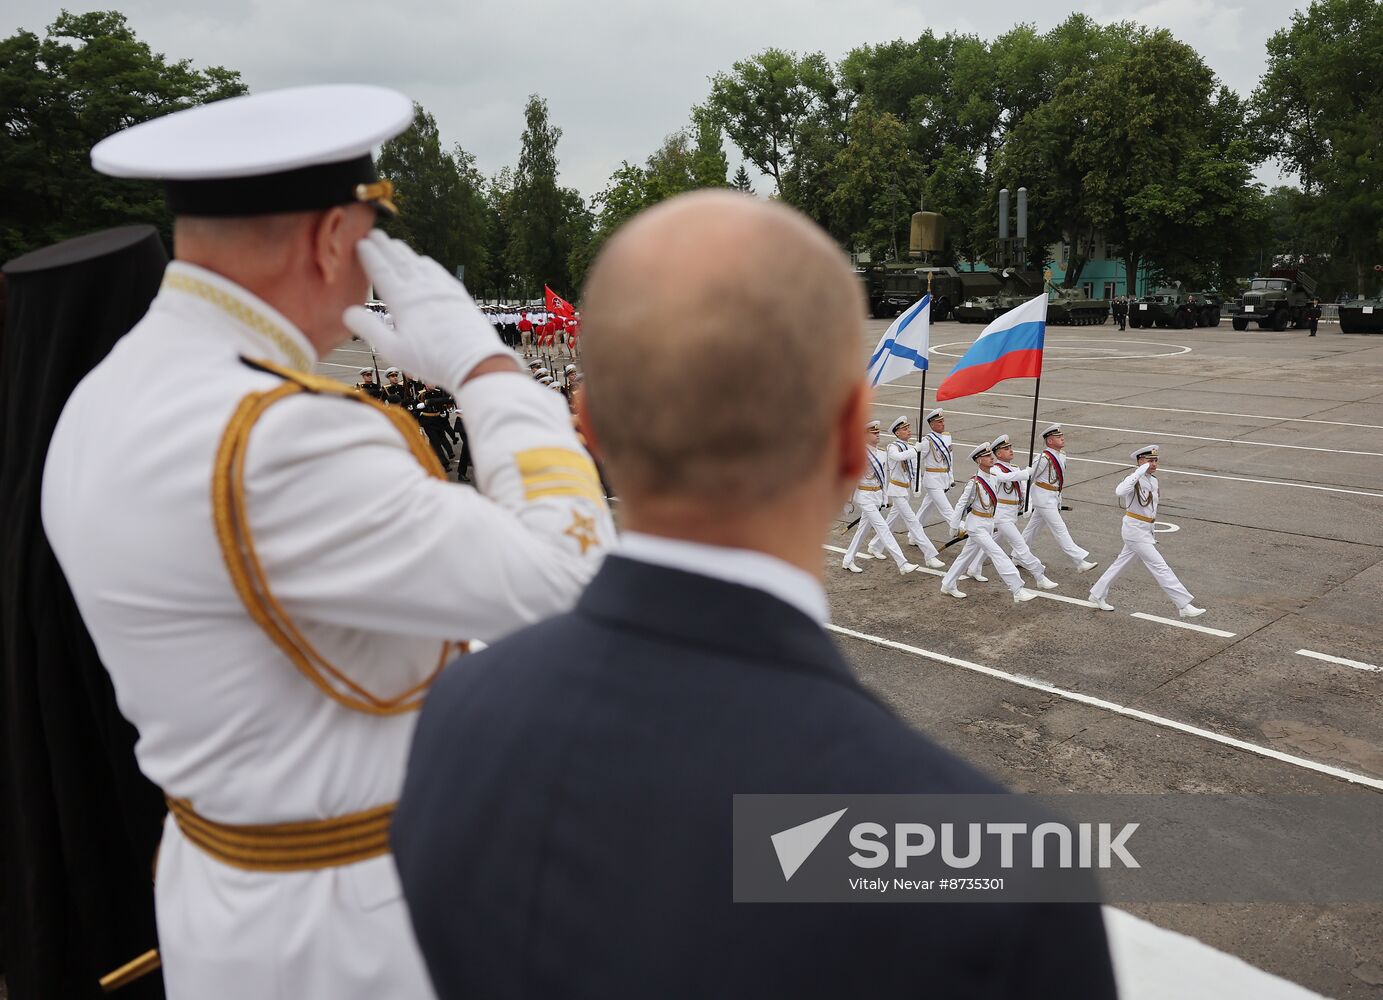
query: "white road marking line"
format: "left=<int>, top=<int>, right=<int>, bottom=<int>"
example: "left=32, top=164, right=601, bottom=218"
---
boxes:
left=880, top=383, right=1383, bottom=432
left=931, top=338, right=1193, bottom=362
left=825, top=622, right=1383, bottom=793
left=1129, top=612, right=1236, bottom=638
left=874, top=432, right=1383, bottom=499
left=873, top=402, right=1383, bottom=458
left=1296, top=649, right=1382, bottom=673
left=314, top=361, right=370, bottom=371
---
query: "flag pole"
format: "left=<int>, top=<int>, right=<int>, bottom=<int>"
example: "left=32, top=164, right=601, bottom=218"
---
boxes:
left=1021, top=375, right=1041, bottom=514
left=913, top=369, right=927, bottom=491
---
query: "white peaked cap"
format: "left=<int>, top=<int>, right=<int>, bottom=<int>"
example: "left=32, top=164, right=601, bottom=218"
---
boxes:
left=991, top=433, right=1012, bottom=449
left=865, top=419, right=882, bottom=431
left=969, top=442, right=993, bottom=461
left=1041, top=423, right=1063, bottom=438
left=889, top=415, right=910, bottom=433
left=1132, top=444, right=1160, bottom=461
left=925, top=407, right=944, bottom=423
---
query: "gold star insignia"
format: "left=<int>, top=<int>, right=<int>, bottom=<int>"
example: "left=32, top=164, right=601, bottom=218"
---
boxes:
left=564, top=510, right=599, bottom=555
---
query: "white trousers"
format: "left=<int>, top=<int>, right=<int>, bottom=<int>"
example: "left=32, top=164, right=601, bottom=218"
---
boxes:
left=916, top=486, right=955, bottom=528
left=1022, top=503, right=1090, bottom=566
left=873, top=496, right=940, bottom=558
left=1088, top=532, right=1193, bottom=609
left=844, top=500, right=908, bottom=567
left=963, top=516, right=1045, bottom=578
left=940, top=523, right=1024, bottom=594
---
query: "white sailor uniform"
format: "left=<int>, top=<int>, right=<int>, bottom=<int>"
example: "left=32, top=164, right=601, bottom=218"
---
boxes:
left=916, top=428, right=956, bottom=527
left=869, top=439, right=940, bottom=559
left=42, top=262, right=613, bottom=1000
left=1088, top=463, right=1193, bottom=609
left=1021, top=446, right=1092, bottom=567
left=843, top=447, right=910, bottom=569
left=958, top=459, right=1047, bottom=581
left=940, top=469, right=1027, bottom=596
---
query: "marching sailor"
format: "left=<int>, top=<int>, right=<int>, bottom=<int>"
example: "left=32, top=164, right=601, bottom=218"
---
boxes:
left=915, top=407, right=956, bottom=530
left=868, top=415, right=944, bottom=568
left=939, top=442, right=1036, bottom=603
left=42, top=85, right=612, bottom=1000
left=1020, top=423, right=1098, bottom=573
left=841, top=419, right=919, bottom=575
left=1088, top=445, right=1205, bottom=617
left=956, top=433, right=1058, bottom=590
left=356, top=366, right=386, bottom=401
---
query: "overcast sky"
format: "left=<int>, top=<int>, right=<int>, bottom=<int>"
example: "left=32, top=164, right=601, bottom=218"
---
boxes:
left=5, top=0, right=1303, bottom=197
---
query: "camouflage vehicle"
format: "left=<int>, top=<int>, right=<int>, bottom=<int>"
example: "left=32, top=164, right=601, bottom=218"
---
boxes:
left=1338, top=298, right=1383, bottom=334
left=953, top=269, right=1043, bottom=324
left=1046, top=286, right=1111, bottom=326
left=1231, top=269, right=1315, bottom=331
left=1129, top=287, right=1222, bottom=329
left=855, top=261, right=981, bottom=322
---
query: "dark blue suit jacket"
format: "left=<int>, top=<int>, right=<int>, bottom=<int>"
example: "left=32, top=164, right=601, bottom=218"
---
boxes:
left=394, top=556, right=1115, bottom=998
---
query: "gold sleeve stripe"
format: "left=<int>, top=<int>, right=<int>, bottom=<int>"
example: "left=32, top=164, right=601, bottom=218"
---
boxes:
left=515, top=447, right=604, bottom=504
left=212, top=358, right=454, bottom=716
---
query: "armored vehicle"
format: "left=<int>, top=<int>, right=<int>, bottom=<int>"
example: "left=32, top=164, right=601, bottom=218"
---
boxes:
left=1129, top=288, right=1222, bottom=328
left=954, top=269, right=1043, bottom=324
left=1338, top=298, right=1383, bottom=334
left=856, top=261, right=978, bottom=322
left=1046, top=286, right=1110, bottom=326
left=1231, top=269, right=1315, bottom=331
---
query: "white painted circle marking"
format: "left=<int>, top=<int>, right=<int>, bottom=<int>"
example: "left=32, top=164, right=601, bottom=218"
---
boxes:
left=930, top=338, right=1193, bottom=362
left=1153, top=521, right=1179, bottom=533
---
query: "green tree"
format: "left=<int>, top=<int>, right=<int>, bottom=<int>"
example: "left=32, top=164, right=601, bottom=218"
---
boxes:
left=689, top=105, right=729, bottom=188
left=731, top=164, right=755, bottom=194
left=824, top=99, right=923, bottom=257
left=0, top=10, right=245, bottom=260
left=506, top=94, right=585, bottom=297
left=1253, top=0, right=1383, bottom=294
left=376, top=103, right=489, bottom=288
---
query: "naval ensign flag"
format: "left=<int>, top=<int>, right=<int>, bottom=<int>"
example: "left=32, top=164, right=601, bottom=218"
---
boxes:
left=865, top=294, right=930, bottom=388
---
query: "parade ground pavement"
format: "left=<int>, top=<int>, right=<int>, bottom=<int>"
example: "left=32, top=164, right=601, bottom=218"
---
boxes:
left=319, top=318, right=1383, bottom=998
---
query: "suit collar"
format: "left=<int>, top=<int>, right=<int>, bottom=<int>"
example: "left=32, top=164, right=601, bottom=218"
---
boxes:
left=576, top=556, right=858, bottom=686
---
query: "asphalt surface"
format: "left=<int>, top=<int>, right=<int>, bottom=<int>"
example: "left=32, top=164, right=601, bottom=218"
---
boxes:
left=316, top=318, right=1383, bottom=997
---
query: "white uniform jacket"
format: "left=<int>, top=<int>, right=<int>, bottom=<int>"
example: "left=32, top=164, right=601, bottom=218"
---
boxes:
left=884, top=440, right=922, bottom=499
left=1116, top=464, right=1159, bottom=539
left=854, top=447, right=889, bottom=506
left=919, top=430, right=954, bottom=490
left=1030, top=448, right=1068, bottom=509
left=990, top=461, right=1030, bottom=521
left=41, top=261, right=614, bottom=999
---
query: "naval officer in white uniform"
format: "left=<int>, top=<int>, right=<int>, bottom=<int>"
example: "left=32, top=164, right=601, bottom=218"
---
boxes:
left=954, top=433, right=1057, bottom=590
left=868, top=415, right=944, bottom=568
left=914, top=406, right=956, bottom=530
left=1088, top=445, right=1205, bottom=617
left=841, top=420, right=918, bottom=575
left=939, top=443, right=1036, bottom=603
left=1020, top=423, right=1098, bottom=573
left=42, top=85, right=613, bottom=999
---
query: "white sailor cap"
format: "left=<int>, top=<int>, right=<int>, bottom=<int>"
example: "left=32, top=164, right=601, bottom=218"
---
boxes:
left=889, top=415, right=910, bottom=433
left=359, top=367, right=373, bottom=376
left=1132, top=443, right=1160, bottom=462
left=1041, top=423, right=1063, bottom=438
left=564, top=364, right=578, bottom=375
left=991, top=433, right=1012, bottom=450
left=90, top=84, right=412, bottom=218
left=925, top=407, right=944, bottom=423
left=865, top=419, right=882, bottom=431
left=969, top=442, right=993, bottom=461
left=536, top=367, right=551, bottom=377
left=385, top=366, right=401, bottom=376
left=526, top=358, right=542, bottom=369
left=549, top=382, right=564, bottom=391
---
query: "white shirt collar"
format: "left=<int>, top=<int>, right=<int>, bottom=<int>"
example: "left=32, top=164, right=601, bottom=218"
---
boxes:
left=618, top=532, right=830, bottom=625
left=160, top=261, right=319, bottom=372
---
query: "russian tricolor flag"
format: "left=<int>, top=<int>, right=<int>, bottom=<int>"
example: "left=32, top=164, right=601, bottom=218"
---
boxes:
left=935, top=293, right=1047, bottom=401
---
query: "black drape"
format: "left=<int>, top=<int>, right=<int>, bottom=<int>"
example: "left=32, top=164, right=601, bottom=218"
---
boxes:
left=1, top=227, right=170, bottom=999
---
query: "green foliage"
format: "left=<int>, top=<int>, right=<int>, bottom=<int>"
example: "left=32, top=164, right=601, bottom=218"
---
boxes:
left=506, top=94, right=589, bottom=299
left=731, top=164, right=755, bottom=194
left=0, top=10, right=245, bottom=261
left=1254, top=0, right=1383, bottom=294
left=824, top=99, right=922, bottom=257
left=377, top=104, right=490, bottom=288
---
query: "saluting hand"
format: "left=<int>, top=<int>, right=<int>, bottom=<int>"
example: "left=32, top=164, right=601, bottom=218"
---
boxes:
left=343, top=231, right=512, bottom=394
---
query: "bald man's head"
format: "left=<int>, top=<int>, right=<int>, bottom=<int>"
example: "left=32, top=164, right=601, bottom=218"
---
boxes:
left=581, top=191, right=865, bottom=509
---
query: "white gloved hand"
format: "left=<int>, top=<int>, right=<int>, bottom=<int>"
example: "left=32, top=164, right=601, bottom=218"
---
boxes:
left=343, top=230, right=513, bottom=392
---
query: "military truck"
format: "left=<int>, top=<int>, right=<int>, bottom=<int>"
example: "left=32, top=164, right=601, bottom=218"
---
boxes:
left=1046, top=286, right=1111, bottom=326
left=1129, top=287, right=1222, bottom=329
left=856, top=261, right=979, bottom=322
left=1231, top=269, right=1315, bottom=331
left=1338, top=298, right=1383, bottom=334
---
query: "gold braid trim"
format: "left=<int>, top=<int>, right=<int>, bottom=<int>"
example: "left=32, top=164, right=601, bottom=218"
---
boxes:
left=166, top=796, right=394, bottom=872
left=212, top=358, right=451, bottom=716
left=164, top=271, right=313, bottom=373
